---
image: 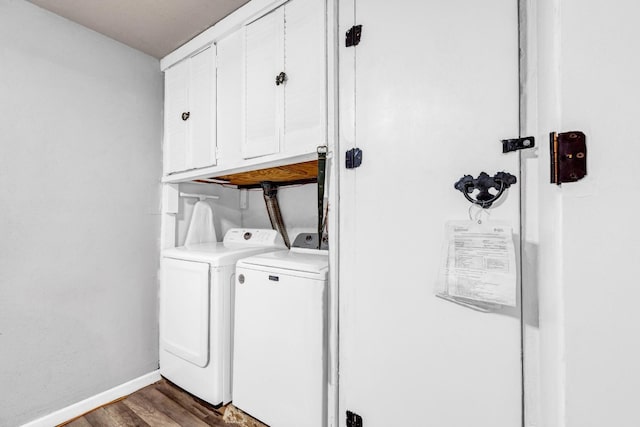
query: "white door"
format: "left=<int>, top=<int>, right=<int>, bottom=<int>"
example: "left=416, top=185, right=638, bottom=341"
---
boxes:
left=339, top=1, right=522, bottom=426
left=164, top=60, right=189, bottom=174
left=244, top=8, right=283, bottom=159
left=164, top=47, right=216, bottom=174
left=188, top=45, right=217, bottom=170
left=217, top=30, right=243, bottom=165
left=283, top=0, right=325, bottom=155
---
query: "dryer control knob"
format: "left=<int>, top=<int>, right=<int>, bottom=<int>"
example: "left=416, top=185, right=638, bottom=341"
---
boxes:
left=238, top=274, right=245, bottom=284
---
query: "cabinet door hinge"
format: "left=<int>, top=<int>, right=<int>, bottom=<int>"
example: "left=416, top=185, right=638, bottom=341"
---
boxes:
left=346, top=410, right=363, bottom=427
left=550, top=131, right=587, bottom=184
left=501, top=136, right=535, bottom=153
left=346, top=25, right=363, bottom=47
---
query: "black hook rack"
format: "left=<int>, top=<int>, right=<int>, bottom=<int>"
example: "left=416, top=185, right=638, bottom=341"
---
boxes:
left=454, top=171, right=517, bottom=208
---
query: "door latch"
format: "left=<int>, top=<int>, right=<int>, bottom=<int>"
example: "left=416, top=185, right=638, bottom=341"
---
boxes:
left=502, top=136, right=535, bottom=153
left=550, top=131, right=587, bottom=184
left=346, top=25, right=362, bottom=47
left=345, top=148, right=363, bottom=169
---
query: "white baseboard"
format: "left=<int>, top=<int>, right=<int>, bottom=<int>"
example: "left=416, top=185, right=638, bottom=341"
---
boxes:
left=21, top=370, right=162, bottom=427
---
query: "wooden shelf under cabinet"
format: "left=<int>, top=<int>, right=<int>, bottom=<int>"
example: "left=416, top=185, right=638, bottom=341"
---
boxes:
left=194, top=160, right=318, bottom=188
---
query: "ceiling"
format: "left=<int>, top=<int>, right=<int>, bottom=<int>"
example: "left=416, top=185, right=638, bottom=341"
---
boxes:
left=27, top=0, right=250, bottom=59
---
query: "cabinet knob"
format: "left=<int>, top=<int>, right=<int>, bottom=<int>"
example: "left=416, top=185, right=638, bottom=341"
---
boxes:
left=275, top=72, right=287, bottom=86
left=181, top=112, right=190, bottom=121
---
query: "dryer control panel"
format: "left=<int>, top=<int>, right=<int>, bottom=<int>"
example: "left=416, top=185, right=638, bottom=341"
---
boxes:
left=292, top=233, right=329, bottom=250
left=223, top=228, right=285, bottom=247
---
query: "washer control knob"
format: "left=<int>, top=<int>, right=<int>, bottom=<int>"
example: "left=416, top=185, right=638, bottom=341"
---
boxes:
left=238, top=274, right=245, bottom=284
left=243, top=232, right=252, bottom=240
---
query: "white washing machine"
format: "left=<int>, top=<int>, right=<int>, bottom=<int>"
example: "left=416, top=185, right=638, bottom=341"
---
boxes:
left=233, top=233, right=329, bottom=427
left=160, top=228, right=286, bottom=406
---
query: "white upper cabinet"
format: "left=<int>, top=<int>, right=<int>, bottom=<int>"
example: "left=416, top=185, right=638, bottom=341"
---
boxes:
left=283, top=0, right=325, bottom=155
left=188, top=46, right=217, bottom=170
left=164, top=45, right=217, bottom=175
left=161, top=0, right=326, bottom=182
left=243, top=0, right=325, bottom=160
left=244, top=9, right=283, bottom=159
left=164, top=59, right=189, bottom=174
left=216, top=30, right=244, bottom=166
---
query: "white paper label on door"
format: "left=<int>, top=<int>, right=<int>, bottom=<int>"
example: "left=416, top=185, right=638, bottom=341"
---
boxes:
left=435, top=220, right=517, bottom=307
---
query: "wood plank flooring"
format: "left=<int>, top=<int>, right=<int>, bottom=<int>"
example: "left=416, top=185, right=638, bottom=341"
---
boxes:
left=60, top=379, right=261, bottom=427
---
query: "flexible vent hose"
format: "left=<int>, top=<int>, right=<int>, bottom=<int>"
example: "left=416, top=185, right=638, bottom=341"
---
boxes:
left=261, top=181, right=291, bottom=248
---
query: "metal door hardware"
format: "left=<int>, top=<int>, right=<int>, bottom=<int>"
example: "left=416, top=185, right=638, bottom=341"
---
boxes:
left=346, top=411, right=363, bottom=427
left=454, top=171, right=517, bottom=208
left=275, top=72, right=287, bottom=86
left=550, top=131, right=587, bottom=184
left=345, top=25, right=362, bottom=47
left=345, top=148, right=363, bottom=169
left=502, top=136, right=535, bottom=153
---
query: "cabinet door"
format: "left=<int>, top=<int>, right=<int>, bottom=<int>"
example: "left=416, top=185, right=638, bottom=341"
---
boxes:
left=188, top=46, right=217, bottom=169
left=164, top=60, right=189, bottom=174
left=217, top=31, right=243, bottom=165
left=243, top=8, right=284, bottom=159
left=284, top=0, right=325, bottom=154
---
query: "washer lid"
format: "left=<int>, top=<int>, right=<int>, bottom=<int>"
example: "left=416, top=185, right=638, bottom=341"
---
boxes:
left=163, top=243, right=288, bottom=266
left=236, top=250, right=329, bottom=278
left=162, top=228, right=287, bottom=266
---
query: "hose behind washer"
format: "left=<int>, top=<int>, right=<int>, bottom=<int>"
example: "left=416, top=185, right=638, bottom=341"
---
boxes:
left=261, top=181, right=291, bottom=248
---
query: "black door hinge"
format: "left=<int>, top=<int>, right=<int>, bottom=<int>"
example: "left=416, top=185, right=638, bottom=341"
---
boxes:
left=346, top=25, right=362, bottom=47
left=345, top=148, right=363, bottom=169
left=502, top=136, right=535, bottom=153
left=550, top=131, right=587, bottom=184
left=346, top=411, right=363, bottom=427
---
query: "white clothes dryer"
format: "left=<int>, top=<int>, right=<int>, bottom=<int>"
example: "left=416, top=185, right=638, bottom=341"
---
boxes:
left=160, top=228, right=286, bottom=406
left=233, top=233, right=329, bottom=427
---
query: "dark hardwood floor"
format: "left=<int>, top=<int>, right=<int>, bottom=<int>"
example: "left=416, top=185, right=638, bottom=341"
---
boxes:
left=60, top=379, right=262, bottom=427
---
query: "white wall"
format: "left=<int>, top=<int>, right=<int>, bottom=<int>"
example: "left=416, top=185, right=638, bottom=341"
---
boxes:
left=534, top=0, right=640, bottom=425
left=241, top=184, right=317, bottom=240
left=174, top=183, right=317, bottom=245
left=0, top=1, right=163, bottom=425
left=175, top=183, right=244, bottom=245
